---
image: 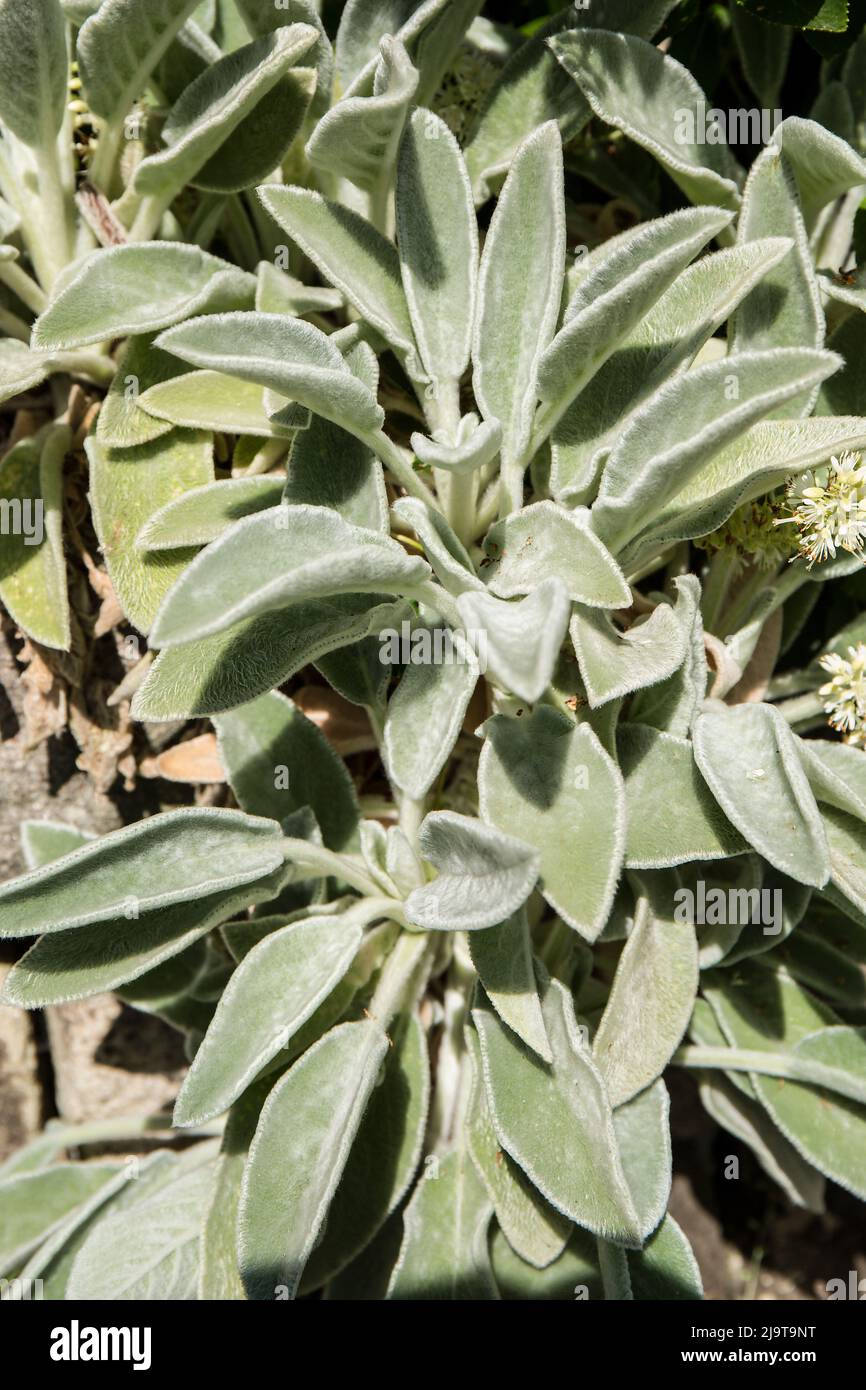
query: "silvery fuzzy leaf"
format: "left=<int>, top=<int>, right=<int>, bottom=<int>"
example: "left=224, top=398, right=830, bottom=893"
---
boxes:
left=235, top=0, right=333, bottom=121
left=456, top=580, right=570, bottom=704
left=214, top=689, right=360, bottom=851
left=464, top=1, right=675, bottom=202
left=776, top=930, right=866, bottom=1010
left=149, top=504, right=428, bottom=648
left=20, top=820, right=93, bottom=871
left=391, top=496, right=483, bottom=595
left=822, top=806, right=866, bottom=920
left=698, top=1073, right=825, bottom=1213
left=0, top=1163, right=123, bottom=1276
left=537, top=206, right=734, bottom=432
left=770, top=116, right=866, bottom=233
left=0, top=806, right=284, bottom=938
left=307, top=36, right=417, bottom=194
left=732, top=147, right=823, bottom=369
left=335, top=0, right=416, bottom=91
left=628, top=576, right=706, bottom=736
left=139, top=371, right=301, bottom=438
left=478, top=707, right=625, bottom=942
left=174, top=907, right=368, bottom=1126
left=799, top=741, right=866, bottom=824
left=284, top=398, right=388, bottom=535
left=473, top=980, right=642, bottom=1246
left=626, top=415, right=866, bottom=563
left=382, top=624, right=478, bottom=800
left=32, top=244, right=255, bottom=352
left=301, top=1012, right=429, bottom=1291
left=66, top=1158, right=217, bottom=1299
left=466, top=1027, right=567, bottom=1266
left=96, top=335, right=185, bottom=449
left=255, top=261, right=343, bottom=317
left=0, top=340, right=51, bottom=406
left=0, top=429, right=69, bottom=651
left=592, top=348, right=841, bottom=553
left=315, top=625, right=395, bottom=712
left=593, top=881, right=698, bottom=1109
left=239, top=1017, right=389, bottom=1299
left=468, top=909, right=551, bottom=1063
left=693, top=701, right=830, bottom=889
left=88, top=429, right=214, bottom=635
left=618, top=724, right=746, bottom=869
left=628, top=1215, right=703, bottom=1301
left=550, top=238, right=795, bottom=505
left=0, top=863, right=290, bottom=1007
left=387, top=1147, right=498, bottom=1300
left=396, top=108, right=477, bottom=385
left=472, top=122, right=565, bottom=467
left=614, top=1080, right=671, bottom=1242
left=137, top=477, right=285, bottom=551
left=570, top=589, right=690, bottom=710
left=156, top=312, right=384, bottom=435
left=77, top=0, right=200, bottom=122
left=134, top=29, right=318, bottom=196
left=132, top=595, right=405, bottom=721
left=405, top=810, right=539, bottom=931
left=259, top=186, right=417, bottom=367
left=730, top=4, right=791, bottom=108
left=411, top=413, right=502, bottom=475
left=488, top=1225, right=603, bottom=1300
left=482, top=502, right=630, bottom=609
left=0, top=0, right=67, bottom=148
left=550, top=30, right=742, bottom=211
left=337, top=0, right=482, bottom=113
left=197, top=1080, right=269, bottom=1302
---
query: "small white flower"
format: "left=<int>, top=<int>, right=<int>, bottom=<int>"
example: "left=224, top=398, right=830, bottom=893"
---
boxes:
left=819, top=642, right=866, bottom=746
left=775, top=451, right=866, bottom=568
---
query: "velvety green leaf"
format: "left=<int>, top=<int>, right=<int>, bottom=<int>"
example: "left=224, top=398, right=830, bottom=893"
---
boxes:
left=396, top=108, right=477, bottom=384
left=0, top=1163, right=121, bottom=1275
left=214, top=690, right=360, bottom=849
left=66, top=1158, right=217, bottom=1299
left=0, top=807, right=284, bottom=937
left=405, top=810, right=539, bottom=931
left=199, top=1079, right=270, bottom=1301
left=628, top=1215, right=703, bottom=1300
left=619, top=724, right=746, bottom=868
left=823, top=804, right=866, bottom=918
left=235, top=0, right=333, bottom=120
left=693, top=701, right=830, bottom=888
left=88, top=428, right=213, bottom=634
left=593, top=881, right=698, bottom=1108
left=283, top=407, right=388, bottom=534
left=77, top=0, right=201, bottom=121
left=628, top=578, right=707, bottom=736
left=255, top=261, right=342, bottom=317
left=0, top=0, right=67, bottom=148
left=0, top=340, right=51, bottom=406
left=469, top=909, right=551, bottom=1063
left=174, top=906, right=368, bottom=1126
left=134, top=28, right=318, bottom=195
left=770, top=116, right=866, bottom=232
left=489, top=1225, right=603, bottom=1300
left=96, top=335, right=183, bottom=449
left=387, top=1147, right=497, bottom=1300
left=150, top=504, right=427, bottom=648
left=139, top=371, right=299, bottom=438
left=334, top=0, right=416, bottom=90
left=614, top=1080, right=671, bottom=1241
left=0, top=863, right=289, bottom=1006
left=472, top=121, right=565, bottom=466
left=698, top=1072, right=825, bottom=1211
left=549, top=238, right=796, bottom=506
left=307, top=36, right=417, bottom=193
left=466, top=1027, right=568, bottom=1268
left=482, top=501, right=630, bottom=608
left=731, top=145, right=823, bottom=417
left=238, top=1017, right=389, bottom=1299
left=155, top=312, right=385, bottom=435
left=411, top=413, right=502, bottom=475
left=259, top=185, right=417, bottom=365
left=538, top=207, right=733, bottom=433
left=479, top=707, right=625, bottom=941
left=132, top=595, right=404, bottom=720
left=391, top=496, right=483, bottom=595
left=138, top=477, right=285, bottom=551
left=731, top=5, right=791, bottom=107
left=21, top=820, right=92, bottom=869
left=473, top=980, right=642, bottom=1245
left=551, top=30, right=742, bottom=211
left=0, top=427, right=69, bottom=650
left=570, top=589, right=690, bottom=710
left=457, top=580, right=570, bottom=704
left=592, top=349, right=840, bottom=552
left=382, top=624, right=478, bottom=800
left=33, top=244, right=255, bottom=352
left=301, top=1012, right=429, bottom=1291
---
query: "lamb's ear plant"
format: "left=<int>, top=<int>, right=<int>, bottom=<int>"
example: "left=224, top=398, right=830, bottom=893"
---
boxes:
left=3, top=0, right=866, bottom=1302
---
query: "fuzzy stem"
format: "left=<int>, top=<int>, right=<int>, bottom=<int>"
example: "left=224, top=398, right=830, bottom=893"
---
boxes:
left=0, top=258, right=47, bottom=314
left=774, top=689, right=826, bottom=726
left=369, top=930, right=434, bottom=1031
left=365, top=428, right=443, bottom=508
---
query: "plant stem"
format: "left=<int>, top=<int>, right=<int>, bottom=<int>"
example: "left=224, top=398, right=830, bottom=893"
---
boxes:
left=401, top=577, right=461, bottom=627
left=774, top=689, right=827, bottom=727
left=0, top=259, right=47, bottom=314
left=281, top=837, right=390, bottom=900
left=365, top=428, right=443, bottom=508
left=369, top=930, right=434, bottom=1031
left=0, top=307, right=30, bottom=341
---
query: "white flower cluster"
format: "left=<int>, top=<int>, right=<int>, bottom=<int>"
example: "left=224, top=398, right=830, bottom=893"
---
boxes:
left=775, top=452, right=866, bottom=567
left=819, top=642, right=866, bottom=747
